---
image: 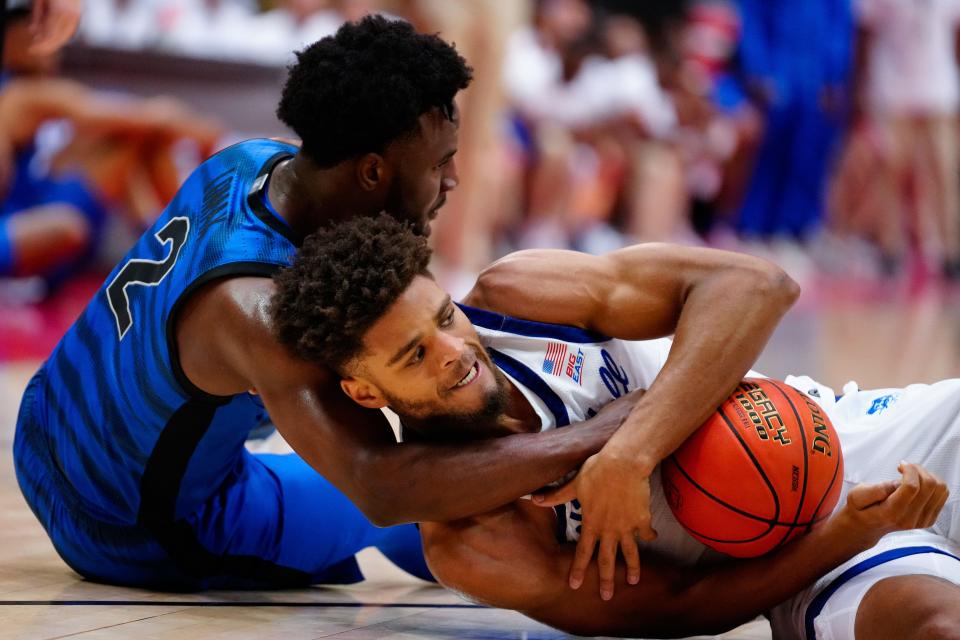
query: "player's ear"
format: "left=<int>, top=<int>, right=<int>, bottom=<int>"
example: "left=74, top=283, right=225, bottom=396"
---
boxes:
left=340, top=377, right=388, bottom=409
left=356, top=153, right=389, bottom=191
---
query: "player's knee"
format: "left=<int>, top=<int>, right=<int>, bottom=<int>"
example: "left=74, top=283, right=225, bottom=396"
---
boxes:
left=50, top=205, right=93, bottom=253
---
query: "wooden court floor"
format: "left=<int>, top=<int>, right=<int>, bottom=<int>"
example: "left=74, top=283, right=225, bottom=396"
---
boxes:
left=1, top=283, right=957, bottom=639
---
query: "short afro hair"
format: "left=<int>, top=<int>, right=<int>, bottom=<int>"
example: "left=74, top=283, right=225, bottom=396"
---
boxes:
left=271, top=213, right=433, bottom=372
left=277, top=15, right=473, bottom=167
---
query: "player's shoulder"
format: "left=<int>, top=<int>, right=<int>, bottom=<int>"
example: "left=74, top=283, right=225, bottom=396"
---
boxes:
left=462, top=249, right=568, bottom=310
left=188, top=276, right=277, bottom=337
left=175, top=274, right=311, bottom=394
left=199, top=138, right=299, bottom=176
left=176, top=275, right=280, bottom=364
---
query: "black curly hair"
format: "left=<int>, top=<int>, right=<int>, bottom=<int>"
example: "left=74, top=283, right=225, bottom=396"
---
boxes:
left=271, top=213, right=433, bottom=372
left=277, top=15, right=473, bottom=168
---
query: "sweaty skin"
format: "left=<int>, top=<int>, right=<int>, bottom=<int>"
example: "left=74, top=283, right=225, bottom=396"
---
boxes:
left=174, top=108, right=641, bottom=526
left=178, top=240, right=796, bottom=532
left=467, top=244, right=799, bottom=597
left=421, top=464, right=946, bottom=638
left=317, top=263, right=946, bottom=637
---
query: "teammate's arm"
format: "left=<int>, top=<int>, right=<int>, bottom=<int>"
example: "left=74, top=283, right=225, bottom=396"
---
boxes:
left=175, top=277, right=635, bottom=526
left=464, top=243, right=799, bottom=596
left=422, top=464, right=948, bottom=638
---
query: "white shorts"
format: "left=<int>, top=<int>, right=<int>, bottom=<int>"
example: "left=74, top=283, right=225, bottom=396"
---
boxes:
left=769, top=377, right=960, bottom=640
left=768, top=530, right=960, bottom=640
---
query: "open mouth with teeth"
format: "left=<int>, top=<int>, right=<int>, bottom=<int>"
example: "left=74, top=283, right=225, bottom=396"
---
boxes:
left=453, top=361, right=480, bottom=389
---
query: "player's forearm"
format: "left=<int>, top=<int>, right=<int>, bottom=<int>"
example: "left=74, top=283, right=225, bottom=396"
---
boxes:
left=355, top=424, right=617, bottom=526
left=607, top=261, right=797, bottom=467
left=538, top=517, right=876, bottom=638
left=668, top=517, right=876, bottom=636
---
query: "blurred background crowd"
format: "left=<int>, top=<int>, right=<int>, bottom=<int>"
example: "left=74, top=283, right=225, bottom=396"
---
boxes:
left=3, top=0, right=960, bottom=364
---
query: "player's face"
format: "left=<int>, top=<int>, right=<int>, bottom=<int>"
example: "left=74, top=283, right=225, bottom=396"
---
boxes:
left=382, top=105, right=460, bottom=237
left=341, top=275, right=507, bottom=425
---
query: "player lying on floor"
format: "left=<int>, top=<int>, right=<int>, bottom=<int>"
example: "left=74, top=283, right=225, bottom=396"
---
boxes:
left=270, top=215, right=958, bottom=640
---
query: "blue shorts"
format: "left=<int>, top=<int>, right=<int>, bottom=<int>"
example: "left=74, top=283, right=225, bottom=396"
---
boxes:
left=14, top=370, right=431, bottom=590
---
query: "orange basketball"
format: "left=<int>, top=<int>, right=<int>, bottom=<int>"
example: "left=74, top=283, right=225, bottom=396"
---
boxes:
left=661, top=378, right=844, bottom=557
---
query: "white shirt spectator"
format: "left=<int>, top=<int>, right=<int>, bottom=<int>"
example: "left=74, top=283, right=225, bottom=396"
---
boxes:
left=503, top=27, right=676, bottom=136
left=858, top=0, right=960, bottom=115
left=80, top=0, right=162, bottom=50
left=245, top=7, right=343, bottom=66
left=155, top=0, right=260, bottom=62
left=573, top=54, right=677, bottom=138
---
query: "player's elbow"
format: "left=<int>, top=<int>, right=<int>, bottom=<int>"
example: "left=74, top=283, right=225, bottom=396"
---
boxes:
left=343, top=451, right=406, bottom=527
left=348, top=489, right=397, bottom=528
left=354, top=489, right=406, bottom=528
left=731, top=258, right=800, bottom=311
left=359, top=502, right=399, bottom=528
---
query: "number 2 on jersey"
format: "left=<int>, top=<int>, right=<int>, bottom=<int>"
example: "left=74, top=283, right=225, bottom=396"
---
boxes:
left=107, top=217, right=190, bottom=339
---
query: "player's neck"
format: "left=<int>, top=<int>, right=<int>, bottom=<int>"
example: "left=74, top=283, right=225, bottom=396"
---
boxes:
left=268, top=155, right=384, bottom=243
left=498, top=379, right=542, bottom=434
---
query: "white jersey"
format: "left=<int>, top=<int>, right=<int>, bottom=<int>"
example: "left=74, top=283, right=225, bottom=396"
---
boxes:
left=462, top=304, right=710, bottom=566
left=461, top=305, right=960, bottom=640
left=768, top=377, right=960, bottom=640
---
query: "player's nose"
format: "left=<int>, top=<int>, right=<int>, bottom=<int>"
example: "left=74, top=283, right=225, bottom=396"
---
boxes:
left=436, top=332, right=467, bottom=369
left=441, top=159, right=458, bottom=192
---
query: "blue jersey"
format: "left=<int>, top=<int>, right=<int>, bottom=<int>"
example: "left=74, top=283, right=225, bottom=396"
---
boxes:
left=38, top=139, right=298, bottom=528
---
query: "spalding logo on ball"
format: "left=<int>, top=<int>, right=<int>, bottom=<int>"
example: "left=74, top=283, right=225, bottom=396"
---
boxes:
left=661, top=378, right=844, bottom=557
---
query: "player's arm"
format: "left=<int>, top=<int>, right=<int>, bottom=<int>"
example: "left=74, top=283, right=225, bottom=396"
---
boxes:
left=422, top=464, right=948, bottom=638
left=464, top=243, right=799, bottom=595
left=28, top=0, right=82, bottom=56
left=466, top=243, right=798, bottom=465
left=0, top=78, right=221, bottom=148
left=175, top=277, right=635, bottom=526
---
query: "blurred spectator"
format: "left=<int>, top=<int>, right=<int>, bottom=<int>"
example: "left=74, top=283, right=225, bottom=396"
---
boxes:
left=80, top=0, right=346, bottom=65
left=80, top=0, right=160, bottom=50
left=674, top=0, right=761, bottom=229
left=152, top=0, right=260, bottom=61
left=249, top=0, right=341, bottom=64
left=411, top=0, right=528, bottom=286
left=840, top=0, right=960, bottom=279
left=502, top=0, right=686, bottom=253
left=24, top=0, right=82, bottom=54
left=711, top=0, right=854, bottom=241
left=501, top=0, right=593, bottom=249
left=1, top=5, right=221, bottom=289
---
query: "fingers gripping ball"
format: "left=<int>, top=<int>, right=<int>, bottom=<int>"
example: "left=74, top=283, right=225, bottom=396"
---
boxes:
left=661, top=379, right=844, bottom=557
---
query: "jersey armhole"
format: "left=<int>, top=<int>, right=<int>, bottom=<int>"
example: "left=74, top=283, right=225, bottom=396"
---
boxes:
left=165, top=261, right=284, bottom=402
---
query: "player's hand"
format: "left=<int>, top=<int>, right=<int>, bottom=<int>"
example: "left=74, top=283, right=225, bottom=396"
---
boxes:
left=28, top=0, right=82, bottom=56
left=833, top=462, right=949, bottom=546
left=535, top=446, right=656, bottom=601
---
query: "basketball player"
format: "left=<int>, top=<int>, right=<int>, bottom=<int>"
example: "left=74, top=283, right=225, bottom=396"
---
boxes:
left=271, top=215, right=958, bottom=639
left=13, top=16, right=799, bottom=591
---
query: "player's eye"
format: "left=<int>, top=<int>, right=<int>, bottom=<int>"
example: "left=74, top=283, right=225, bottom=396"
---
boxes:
left=440, top=307, right=455, bottom=327
left=407, top=345, right=425, bottom=366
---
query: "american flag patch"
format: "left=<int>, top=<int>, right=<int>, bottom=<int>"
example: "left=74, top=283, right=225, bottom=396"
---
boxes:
left=542, top=342, right=568, bottom=376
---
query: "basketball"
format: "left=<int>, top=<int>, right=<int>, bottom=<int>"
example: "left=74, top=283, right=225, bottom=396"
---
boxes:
left=661, top=378, right=844, bottom=558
